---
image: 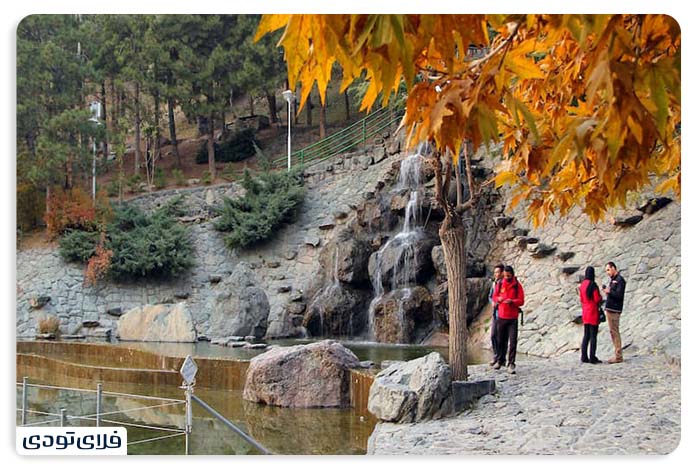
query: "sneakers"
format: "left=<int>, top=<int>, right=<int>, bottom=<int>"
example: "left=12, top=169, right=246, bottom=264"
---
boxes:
left=607, top=357, right=623, bottom=364
left=493, top=362, right=501, bottom=370
left=581, top=357, right=590, bottom=363
left=507, top=364, right=516, bottom=374
left=590, top=358, right=603, bottom=364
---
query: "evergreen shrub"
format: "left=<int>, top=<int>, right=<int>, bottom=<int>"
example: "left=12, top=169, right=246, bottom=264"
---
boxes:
left=214, top=169, right=304, bottom=249
left=196, top=129, right=258, bottom=164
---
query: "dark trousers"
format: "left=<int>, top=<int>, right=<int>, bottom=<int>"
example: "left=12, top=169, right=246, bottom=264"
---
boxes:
left=581, top=324, right=599, bottom=361
left=490, top=312, right=499, bottom=359
left=495, top=318, right=518, bottom=366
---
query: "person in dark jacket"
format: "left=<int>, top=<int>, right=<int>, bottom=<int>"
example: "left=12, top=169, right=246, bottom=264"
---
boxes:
left=488, top=264, right=504, bottom=366
left=579, top=266, right=603, bottom=364
left=603, top=262, right=627, bottom=363
left=492, top=265, right=525, bottom=374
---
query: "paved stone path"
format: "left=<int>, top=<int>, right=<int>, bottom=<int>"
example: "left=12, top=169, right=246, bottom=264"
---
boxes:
left=368, top=352, right=680, bottom=455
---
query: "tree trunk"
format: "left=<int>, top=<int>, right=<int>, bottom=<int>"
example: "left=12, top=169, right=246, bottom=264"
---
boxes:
left=266, top=91, right=278, bottom=123
left=306, top=94, right=313, bottom=126
left=207, top=112, right=216, bottom=180
left=344, top=89, right=350, bottom=121
left=154, top=85, right=161, bottom=168
left=319, top=100, right=327, bottom=139
left=167, top=95, right=181, bottom=168
left=134, top=82, right=141, bottom=177
left=197, top=115, right=209, bottom=137
left=102, top=81, right=109, bottom=163
left=248, top=95, right=255, bottom=116
left=440, top=213, right=469, bottom=381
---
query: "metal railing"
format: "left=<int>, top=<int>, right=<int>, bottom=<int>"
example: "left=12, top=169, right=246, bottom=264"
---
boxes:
left=271, top=106, right=403, bottom=170
left=17, top=377, right=189, bottom=453
left=16, top=375, right=271, bottom=455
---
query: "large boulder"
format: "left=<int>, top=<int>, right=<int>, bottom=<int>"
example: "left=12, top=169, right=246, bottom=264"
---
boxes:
left=431, top=245, right=487, bottom=280
left=368, top=232, right=436, bottom=289
left=304, top=283, right=371, bottom=337
left=324, top=229, right=373, bottom=285
left=367, top=352, right=453, bottom=423
left=208, top=262, right=270, bottom=339
left=117, top=302, right=196, bottom=342
left=243, top=340, right=360, bottom=408
left=371, top=286, right=433, bottom=343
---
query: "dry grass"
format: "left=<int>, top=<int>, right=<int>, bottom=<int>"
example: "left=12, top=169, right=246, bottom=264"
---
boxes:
left=37, top=315, right=60, bottom=335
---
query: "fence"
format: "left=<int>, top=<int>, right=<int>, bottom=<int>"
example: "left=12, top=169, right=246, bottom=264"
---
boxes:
left=16, top=376, right=270, bottom=455
left=271, top=106, right=403, bottom=170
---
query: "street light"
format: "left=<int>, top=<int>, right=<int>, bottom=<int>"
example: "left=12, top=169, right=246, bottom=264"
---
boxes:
left=88, top=101, right=103, bottom=203
left=281, top=90, right=295, bottom=171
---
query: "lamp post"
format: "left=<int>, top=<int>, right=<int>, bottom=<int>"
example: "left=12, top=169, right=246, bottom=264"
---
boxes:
left=281, top=90, right=295, bottom=170
left=88, top=101, right=103, bottom=203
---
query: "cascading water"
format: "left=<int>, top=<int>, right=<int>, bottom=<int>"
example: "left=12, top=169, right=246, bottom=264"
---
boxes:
left=368, top=147, right=426, bottom=341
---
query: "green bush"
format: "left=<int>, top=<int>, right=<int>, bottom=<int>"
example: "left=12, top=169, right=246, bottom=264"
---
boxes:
left=201, top=170, right=212, bottom=185
left=214, top=169, right=304, bottom=249
left=127, top=174, right=143, bottom=193
left=57, top=197, right=193, bottom=280
left=195, top=129, right=258, bottom=164
left=106, top=179, right=119, bottom=197
left=58, top=230, right=99, bottom=262
left=171, top=168, right=185, bottom=186
left=153, top=168, right=167, bottom=189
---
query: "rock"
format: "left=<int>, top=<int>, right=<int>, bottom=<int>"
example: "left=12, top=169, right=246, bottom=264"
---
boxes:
left=285, top=250, right=298, bottom=260
left=29, top=296, right=51, bottom=309
left=359, top=360, right=377, bottom=369
left=187, top=178, right=201, bottom=186
left=289, top=291, right=303, bottom=302
left=209, top=275, right=222, bottom=284
left=333, top=210, right=349, bottom=220
left=62, top=335, right=86, bottom=340
left=494, top=216, right=513, bottom=228
left=431, top=246, right=486, bottom=280
left=433, top=278, right=491, bottom=327
left=82, top=317, right=100, bottom=328
left=244, top=335, right=257, bottom=342
left=637, top=197, right=672, bottom=214
left=266, top=261, right=281, bottom=268
left=117, top=303, right=197, bottom=342
left=516, top=236, right=539, bottom=249
left=246, top=343, right=268, bottom=350
left=363, top=191, right=375, bottom=200
left=369, top=233, right=436, bottom=288
left=512, top=228, right=530, bottom=237
left=371, top=287, right=433, bottom=343
left=556, top=251, right=576, bottom=262
left=319, top=219, right=335, bottom=230
left=243, top=340, right=360, bottom=408
left=207, top=262, right=270, bottom=340
left=528, top=243, right=557, bottom=258
left=561, top=265, right=581, bottom=275
left=304, top=235, right=321, bottom=248
left=228, top=341, right=248, bottom=348
left=328, top=230, right=372, bottom=285
left=368, top=352, right=453, bottom=423
left=613, top=215, right=644, bottom=227
left=304, top=283, right=371, bottom=337
left=174, top=291, right=191, bottom=299
left=35, top=333, right=57, bottom=340
left=228, top=336, right=245, bottom=342
left=83, top=327, right=111, bottom=340
left=196, top=335, right=211, bottom=342
left=277, top=286, right=292, bottom=293
left=106, top=307, right=123, bottom=317
left=286, top=302, right=306, bottom=315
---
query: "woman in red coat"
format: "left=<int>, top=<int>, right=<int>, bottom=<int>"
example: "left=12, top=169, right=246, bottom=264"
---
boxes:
left=579, top=266, right=603, bottom=364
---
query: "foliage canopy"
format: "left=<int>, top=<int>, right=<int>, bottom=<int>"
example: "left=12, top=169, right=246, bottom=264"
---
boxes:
left=257, top=14, right=681, bottom=225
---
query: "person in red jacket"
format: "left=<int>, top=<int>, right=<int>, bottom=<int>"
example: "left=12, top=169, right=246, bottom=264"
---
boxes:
left=579, top=266, right=603, bottom=364
left=492, top=265, right=525, bottom=374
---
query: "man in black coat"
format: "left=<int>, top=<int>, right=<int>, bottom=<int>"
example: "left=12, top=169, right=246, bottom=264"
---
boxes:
left=603, top=261, right=627, bottom=363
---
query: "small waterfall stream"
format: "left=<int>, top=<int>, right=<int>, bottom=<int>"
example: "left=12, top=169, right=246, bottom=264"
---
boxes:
left=368, top=147, right=426, bottom=341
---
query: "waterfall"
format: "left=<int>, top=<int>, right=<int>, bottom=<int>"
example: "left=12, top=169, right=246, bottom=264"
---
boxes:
left=368, top=149, right=424, bottom=341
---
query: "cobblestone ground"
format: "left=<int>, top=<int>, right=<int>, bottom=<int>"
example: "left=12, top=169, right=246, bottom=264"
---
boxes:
left=368, top=352, right=680, bottom=455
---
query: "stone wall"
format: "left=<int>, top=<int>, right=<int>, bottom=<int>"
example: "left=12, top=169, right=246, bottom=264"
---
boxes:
left=16, top=144, right=400, bottom=340
left=469, top=174, right=680, bottom=360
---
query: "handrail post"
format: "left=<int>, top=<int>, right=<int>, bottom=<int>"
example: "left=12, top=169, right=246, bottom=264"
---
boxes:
left=183, top=383, right=193, bottom=455
left=21, top=377, right=28, bottom=426
left=96, top=383, right=102, bottom=427
left=60, top=409, right=67, bottom=427
left=362, top=118, right=367, bottom=144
